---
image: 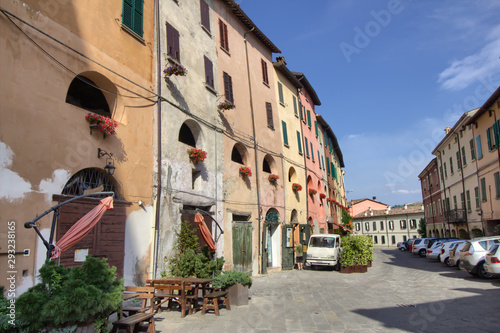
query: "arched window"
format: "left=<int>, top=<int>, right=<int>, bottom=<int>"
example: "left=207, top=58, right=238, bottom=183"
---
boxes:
left=290, top=209, right=298, bottom=223
left=178, top=123, right=196, bottom=147
left=265, top=208, right=280, bottom=223
left=288, top=167, right=297, bottom=183
left=61, top=168, right=121, bottom=199
left=231, top=144, right=245, bottom=164
left=66, top=76, right=111, bottom=116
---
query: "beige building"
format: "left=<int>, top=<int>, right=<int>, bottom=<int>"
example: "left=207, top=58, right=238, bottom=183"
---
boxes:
left=464, top=86, right=500, bottom=236
left=0, top=0, right=156, bottom=293
left=353, top=204, right=423, bottom=246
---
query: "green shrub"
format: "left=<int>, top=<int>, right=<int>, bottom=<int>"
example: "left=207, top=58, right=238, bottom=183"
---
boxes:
left=340, top=235, right=373, bottom=266
left=212, top=270, right=252, bottom=289
left=15, top=256, right=123, bottom=332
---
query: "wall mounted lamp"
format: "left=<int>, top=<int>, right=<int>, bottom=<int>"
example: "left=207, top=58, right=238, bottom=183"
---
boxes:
left=97, top=148, right=116, bottom=176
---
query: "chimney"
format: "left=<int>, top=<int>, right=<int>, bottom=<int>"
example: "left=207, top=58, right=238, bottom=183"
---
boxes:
left=444, top=127, right=451, bottom=135
left=372, top=196, right=377, bottom=201
left=404, top=204, right=408, bottom=210
left=276, top=56, right=287, bottom=65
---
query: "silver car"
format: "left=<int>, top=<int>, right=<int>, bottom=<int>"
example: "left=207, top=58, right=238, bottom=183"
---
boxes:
left=440, top=240, right=466, bottom=266
left=459, top=236, right=500, bottom=278
left=484, top=244, right=500, bottom=276
left=449, top=242, right=466, bottom=267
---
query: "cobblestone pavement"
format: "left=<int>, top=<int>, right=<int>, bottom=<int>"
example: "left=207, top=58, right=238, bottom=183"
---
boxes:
left=153, top=248, right=500, bottom=332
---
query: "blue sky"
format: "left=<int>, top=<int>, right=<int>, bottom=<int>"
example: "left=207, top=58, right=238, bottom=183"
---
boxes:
left=238, top=0, right=500, bottom=206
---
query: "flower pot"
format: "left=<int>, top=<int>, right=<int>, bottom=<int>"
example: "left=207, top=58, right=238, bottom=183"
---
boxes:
left=340, top=266, right=354, bottom=273
left=353, top=265, right=368, bottom=273
left=227, top=283, right=249, bottom=306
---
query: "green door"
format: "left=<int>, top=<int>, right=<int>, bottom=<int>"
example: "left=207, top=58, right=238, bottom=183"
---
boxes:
left=282, top=224, right=294, bottom=270
left=232, top=222, right=252, bottom=275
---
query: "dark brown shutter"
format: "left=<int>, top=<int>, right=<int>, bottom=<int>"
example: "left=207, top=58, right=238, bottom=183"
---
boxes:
left=166, top=22, right=180, bottom=62
left=200, top=0, right=210, bottom=32
left=219, top=19, right=228, bottom=51
left=266, top=102, right=273, bottom=128
left=204, top=56, right=214, bottom=88
left=261, top=59, right=268, bottom=84
left=223, top=72, right=233, bottom=103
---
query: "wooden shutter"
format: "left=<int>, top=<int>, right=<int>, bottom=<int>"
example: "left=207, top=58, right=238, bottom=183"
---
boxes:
left=278, top=82, right=284, bottom=104
left=321, top=156, right=325, bottom=170
left=223, top=72, right=233, bottom=103
left=219, top=19, right=229, bottom=51
left=204, top=56, right=214, bottom=88
left=310, top=142, right=314, bottom=161
left=266, top=102, right=273, bottom=128
left=317, top=151, right=320, bottom=166
left=326, top=157, right=330, bottom=174
left=477, top=136, right=483, bottom=158
left=133, top=0, right=143, bottom=36
left=481, top=178, right=487, bottom=201
left=282, top=121, right=288, bottom=146
left=200, top=0, right=210, bottom=32
left=495, top=172, right=500, bottom=198
left=299, top=101, right=303, bottom=120
left=293, top=96, right=298, bottom=116
left=494, top=121, right=500, bottom=147
left=122, top=0, right=133, bottom=29
left=167, top=22, right=180, bottom=62
left=297, top=131, right=302, bottom=154
left=314, top=121, right=318, bottom=136
left=456, top=151, right=461, bottom=169
left=487, top=128, right=492, bottom=151
left=261, top=59, right=269, bottom=84
left=305, top=137, right=309, bottom=157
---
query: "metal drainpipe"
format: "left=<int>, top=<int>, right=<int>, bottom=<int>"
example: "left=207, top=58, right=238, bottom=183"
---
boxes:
left=243, top=27, right=264, bottom=274
left=456, top=131, right=470, bottom=237
left=437, top=151, right=450, bottom=237
left=153, top=0, right=162, bottom=279
left=471, top=124, right=486, bottom=236
left=297, top=87, right=309, bottom=238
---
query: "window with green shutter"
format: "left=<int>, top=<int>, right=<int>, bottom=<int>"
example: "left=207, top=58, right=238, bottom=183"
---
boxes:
left=299, top=101, right=303, bottom=120
left=475, top=186, right=480, bottom=208
left=495, top=172, right=500, bottom=198
left=477, top=135, right=483, bottom=158
left=481, top=177, right=487, bottom=201
left=278, top=82, right=284, bottom=105
left=122, top=0, right=144, bottom=37
left=317, top=151, right=321, bottom=168
left=444, top=162, right=447, bottom=178
left=470, top=139, right=476, bottom=160
left=310, top=142, right=314, bottom=161
left=456, top=151, right=461, bottom=170
left=332, top=162, right=336, bottom=180
left=305, top=137, right=309, bottom=157
left=297, top=131, right=302, bottom=154
left=449, top=157, right=454, bottom=174
left=282, top=121, right=288, bottom=146
left=321, top=156, right=325, bottom=170
left=326, top=157, right=330, bottom=174
left=461, top=146, right=466, bottom=166
left=314, top=121, right=318, bottom=137
left=293, top=96, right=298, bottom=117
left=307, top=110, right=311, bottom=128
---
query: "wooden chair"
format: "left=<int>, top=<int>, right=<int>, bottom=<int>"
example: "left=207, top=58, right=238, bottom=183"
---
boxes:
left=201, top=288, right=231, bottom=316
left=112, top=286, right=155, bottom=333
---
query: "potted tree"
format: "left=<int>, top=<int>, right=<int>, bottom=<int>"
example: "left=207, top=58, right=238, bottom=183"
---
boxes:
left=212, top=270, right=252, bottom=306
left=339, top=235, right=373, bottom=273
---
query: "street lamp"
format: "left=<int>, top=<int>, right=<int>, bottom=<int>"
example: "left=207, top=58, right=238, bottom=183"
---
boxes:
left=97, top=148, right=116, bottom=176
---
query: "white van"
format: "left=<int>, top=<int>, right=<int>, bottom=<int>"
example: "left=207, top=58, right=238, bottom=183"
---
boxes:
left=305, top=234, right=342, bottom=270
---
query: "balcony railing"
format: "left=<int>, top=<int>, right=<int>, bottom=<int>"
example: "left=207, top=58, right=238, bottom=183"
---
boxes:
left=444, top=209, right=466, bottom=223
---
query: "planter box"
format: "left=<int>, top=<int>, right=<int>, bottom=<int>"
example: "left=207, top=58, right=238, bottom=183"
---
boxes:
left=341, top=265, right=367, bottom=273
left=227, top=283, right=249, bottom=306
left=340, top=266, right=354, bottom=273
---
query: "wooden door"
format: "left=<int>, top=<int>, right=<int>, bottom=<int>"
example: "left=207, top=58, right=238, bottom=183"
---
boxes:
left=232, top=222, right=252, bottom=274
left=282, top=224, right=294, bottom=270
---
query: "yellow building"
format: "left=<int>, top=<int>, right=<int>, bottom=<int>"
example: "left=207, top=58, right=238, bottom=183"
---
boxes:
left=0, top=0, right=156, bottom=293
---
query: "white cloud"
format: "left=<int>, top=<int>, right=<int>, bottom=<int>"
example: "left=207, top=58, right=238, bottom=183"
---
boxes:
left=438, top=24, right=500, bottom=91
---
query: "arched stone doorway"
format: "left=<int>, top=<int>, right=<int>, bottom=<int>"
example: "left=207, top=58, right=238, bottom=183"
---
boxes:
left=53, top=168, right=129, bottom=277
left=264, top=208, right=280, bottom=270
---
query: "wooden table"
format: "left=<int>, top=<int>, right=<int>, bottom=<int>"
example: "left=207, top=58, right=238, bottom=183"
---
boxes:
left=147, top=278, right=215, bottom=317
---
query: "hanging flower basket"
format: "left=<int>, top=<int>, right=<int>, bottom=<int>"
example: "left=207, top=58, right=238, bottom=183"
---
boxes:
left=187, top=148, right=207, bottom=163
left=319, top=193, right=326, bottom=200
left=85, top=113, right=118, bottom=136
left=326, top=198, right=333, bottom=203
left=239, top=166, right=252, bottom=177
left=218, top=101, right=235, bottom=111
left=309, top=189, right=317, bottom=196
left=163, top=64, right=188, bottom=77
left=268, top=174, right=279, bottom=183
left=292, top=183, right=302, bottom=192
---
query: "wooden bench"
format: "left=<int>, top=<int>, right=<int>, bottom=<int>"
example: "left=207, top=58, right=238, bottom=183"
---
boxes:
left=112, top=286, right=156, bottom=332
left=111, top=312, right=155, bottom=333
left=201, top=290, right=231, bottom=316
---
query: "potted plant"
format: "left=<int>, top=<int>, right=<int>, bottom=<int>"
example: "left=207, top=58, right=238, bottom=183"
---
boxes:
left=212, top=270, right=252, bottom=306
left=239, top=166, right=252, bottom=177
left=309, top=189, right=317, bottom=196
left=292, top=183, right=302, bottom=192
left=218, top=101, right=235, bottom=111
left=85, top=113, right=118, bottom=136
left=163, top=64, right=188, bottom=77
left=339, top=235, right=373, bottom=273
left=186, top=148, right=207, bottom=163
left=319, top=193, right=326, bottom=200
left=268, top=174, right=279, bottom=183
left=326, top=198, right=333, bottom=203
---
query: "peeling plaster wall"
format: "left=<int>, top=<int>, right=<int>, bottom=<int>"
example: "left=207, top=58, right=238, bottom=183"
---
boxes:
left=124, top=206, right=154, bottom=286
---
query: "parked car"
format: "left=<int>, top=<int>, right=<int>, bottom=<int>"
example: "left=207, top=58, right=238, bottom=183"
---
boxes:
left=440, top=240, right=466, bottom=266
left=397, top=242, right=407, bottom=251
left=426, top=241, right=445, bottom=260
left=426, top=237, right=459, bottom=249
left=305, top=234, right=342, bottom=270
left=484, top=244, right=500, bottom=277
left=449, top=242, right=467, bottom=267
left=459, top=236, right=500, bottom=278
left=405, top=238, right=416, bottom=251
left=411, top=238, right=434, bottom=257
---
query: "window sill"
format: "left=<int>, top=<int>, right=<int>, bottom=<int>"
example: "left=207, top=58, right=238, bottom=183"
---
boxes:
left=220, top=46, right=230, bottom=56
left=284, top=144, right=290, bottom=149
left=166, top=55, right=182, bottom=67
left=268, top=125, right=275, bottom=130
left=263, top=81, right=270, bottom=88
left=121, top=24, right=146, bottom=45
left=279, top=102, right=285, bottom=107
left=201, top=24, right=212, bottom=37
left=205, top=84, right=217, bottom=95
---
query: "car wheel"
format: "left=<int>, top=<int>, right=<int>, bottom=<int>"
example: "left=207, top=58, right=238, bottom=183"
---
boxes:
left=334, top=261, right=341, bottom=271
left=419, top=249, right=426, bottom=257
left=445, top=257, right=453, bottom=267
left=477, top=262, right=493, bottom=279
left=456, top=260, right=460, bottom=268
left=399, top=247, right=405, bottom=252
